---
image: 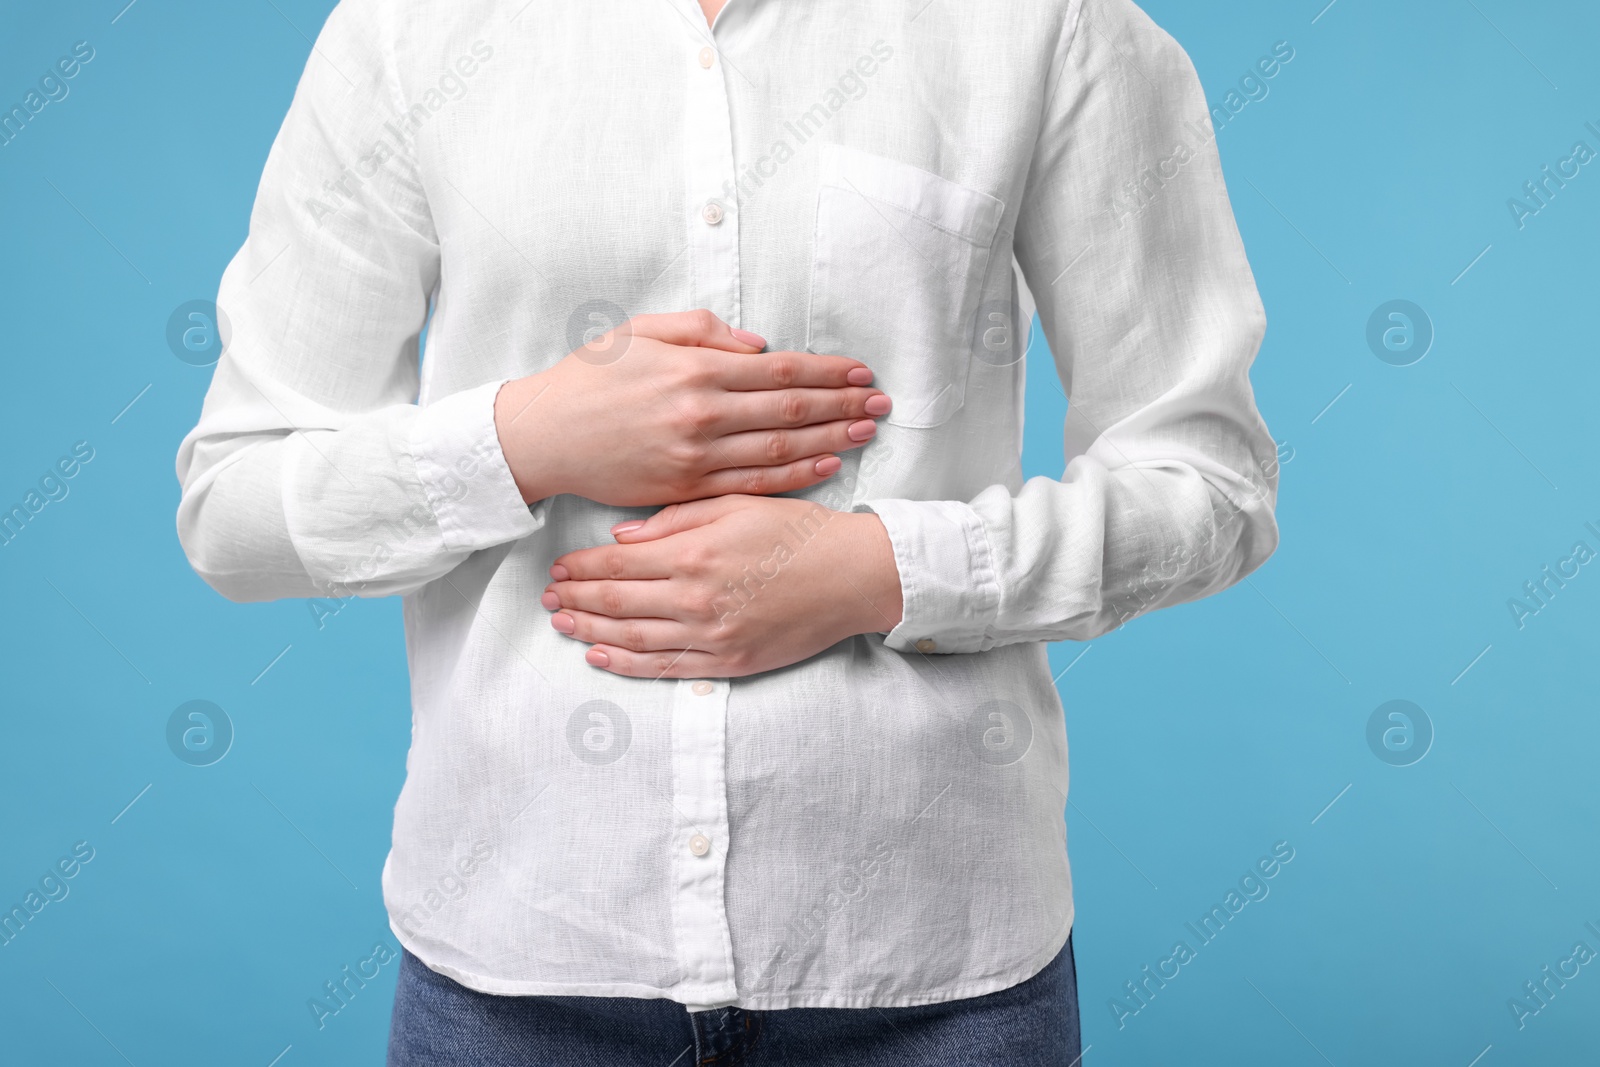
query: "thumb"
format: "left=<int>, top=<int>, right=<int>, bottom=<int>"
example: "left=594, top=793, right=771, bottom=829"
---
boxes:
left=611, top=496, right=746, bottom=543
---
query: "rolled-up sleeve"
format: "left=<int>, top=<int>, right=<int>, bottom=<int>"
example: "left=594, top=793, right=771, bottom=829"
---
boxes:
left=174, top=0, right=540, bottom=603
left=858, top=0, right=1280, bottom=653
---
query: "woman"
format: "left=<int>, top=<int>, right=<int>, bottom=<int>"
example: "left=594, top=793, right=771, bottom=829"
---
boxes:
left=176, top=0, right=1278, bottom=1061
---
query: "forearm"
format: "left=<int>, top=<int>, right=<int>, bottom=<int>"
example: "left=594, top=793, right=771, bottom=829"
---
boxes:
left=178, top=376, right=540, bottom=603
left=835, top=510, right=905, bottom=636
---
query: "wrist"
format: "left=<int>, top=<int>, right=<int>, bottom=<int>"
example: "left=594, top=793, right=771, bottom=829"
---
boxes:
left=839, top=511, right=904, bottom=636
left=493, top=371, right=566, bottom=504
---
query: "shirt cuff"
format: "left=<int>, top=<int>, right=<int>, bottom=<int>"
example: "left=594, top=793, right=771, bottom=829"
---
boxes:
left=411, top=379, right=546, bottom=551
left=852, top=497, right=1001, bottom=655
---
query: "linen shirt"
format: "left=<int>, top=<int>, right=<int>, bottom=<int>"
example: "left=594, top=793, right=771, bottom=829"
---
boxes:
left=175, top=0, right=1279, bottom=1010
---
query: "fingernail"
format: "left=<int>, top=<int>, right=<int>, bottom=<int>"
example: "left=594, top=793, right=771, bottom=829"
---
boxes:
left=551, top=613, right=576, bottom=634
left=549, top=563, right=570, bottom=581
left=863, top=394, right=891, bottom=416
left=814, top=456, right=843, bottom=476
left=847, top=419, right=877, bottom=442
left=612, top=520, right=645, bottom=536
left=730, top=328, right=766, bottom=349
left=541, top=591, right=561, bottom=611
left=586, top=649, right=611, bottom=667
left=846, top=367, right=874, bottom=386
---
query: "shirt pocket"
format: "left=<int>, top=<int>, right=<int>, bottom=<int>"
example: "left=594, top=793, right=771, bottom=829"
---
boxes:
left=806, top=144, right=1005, bottom=429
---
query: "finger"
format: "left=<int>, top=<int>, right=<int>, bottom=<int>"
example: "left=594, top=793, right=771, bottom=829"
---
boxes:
left=583, top=644, right=728, bottom=680
left=693, top=455, right=845, bottom=500
left=626, top=309, right=765, bottom=354
left=712, top=350, right=875, bottom=391
left=608, top=496, right=746, bottom=544
left=711, top=420, right=877, bottom=469
left=552, top=540, right=680, bottom=581
left=544, top=579, right=685, bottom=620
left=711, top=387, right=891, bottom=433
left=549, top=609, right=693, bottom=652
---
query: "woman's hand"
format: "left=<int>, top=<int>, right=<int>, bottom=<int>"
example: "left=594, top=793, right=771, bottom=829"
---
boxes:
left=541, top=495, right=905, bottom=678
left=494, top=310, right=891, bottom=507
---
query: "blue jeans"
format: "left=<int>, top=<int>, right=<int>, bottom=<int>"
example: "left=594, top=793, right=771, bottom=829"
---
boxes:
left=388, top=936, right=1081, bottom=1066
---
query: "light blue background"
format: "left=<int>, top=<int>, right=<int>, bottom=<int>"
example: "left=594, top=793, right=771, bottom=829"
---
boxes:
left=2, top=1, right=1596, bottom=1063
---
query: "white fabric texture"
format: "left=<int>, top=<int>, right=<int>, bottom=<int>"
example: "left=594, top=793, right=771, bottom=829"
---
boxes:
left=175, top=0, right=1278, bottom=1010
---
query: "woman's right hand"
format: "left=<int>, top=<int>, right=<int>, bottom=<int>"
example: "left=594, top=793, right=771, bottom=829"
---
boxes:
left=493, top=309, right=891, bottom=507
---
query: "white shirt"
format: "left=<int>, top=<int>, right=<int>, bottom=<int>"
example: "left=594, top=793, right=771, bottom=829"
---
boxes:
left=176, top=0, right=1278, bottom=1010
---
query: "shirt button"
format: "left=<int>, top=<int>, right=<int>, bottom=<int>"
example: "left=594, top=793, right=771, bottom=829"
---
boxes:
left=698, top=46, right=715, bottom=69
left=914, top=638, right=937, bottom=653
left=701, top=200, right=725, bottom=226
left=689, top=833, right=711, bottom=857
left=692, top=680, right=714, bottom=696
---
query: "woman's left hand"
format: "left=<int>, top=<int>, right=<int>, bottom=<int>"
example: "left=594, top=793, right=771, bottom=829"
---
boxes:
left=543, top=495, right=904, bottom=679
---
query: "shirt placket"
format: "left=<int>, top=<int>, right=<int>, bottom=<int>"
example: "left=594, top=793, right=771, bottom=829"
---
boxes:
left=672, top=674, right=738, bottom=1010
left=683, top=18, right=742, bottom=326
left=672, top=13, right=741, bottom=1011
